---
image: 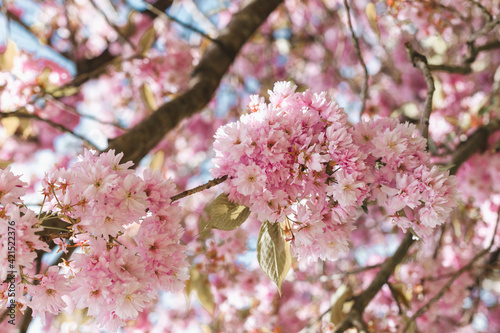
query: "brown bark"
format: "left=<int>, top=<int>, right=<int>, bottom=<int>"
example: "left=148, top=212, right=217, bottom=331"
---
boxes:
left=107, top=0, right=284, bottom=165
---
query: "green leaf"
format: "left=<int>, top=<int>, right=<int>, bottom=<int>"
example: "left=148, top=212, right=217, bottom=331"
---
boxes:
left=187, top=267, right=215, bottom=315
left=257, top=220, right=292, bottom=296
left=51, top=86, right=79, bottom=98
left=1, top=117, right=20, bottom=137
left=408, top=227, right=422, bottom=241
left=138, top=26, right=156, bottom=55
left=205, top=193, right=250, bottom=231
left=0, top=39, right=18, bottom=71
left=389, top=282, right=413, bottom=309
left=437, top=164, right=455, bottom=173
left=149, top=149, right=165, bottom=171
left=140, top=82, right=157, bottom=111
left=365, top=2, right=379, bottom=37
left=329, top=284, right=353, bottom=325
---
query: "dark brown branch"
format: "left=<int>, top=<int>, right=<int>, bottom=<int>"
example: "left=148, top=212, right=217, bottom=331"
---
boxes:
left=428, top=41, right=500, bottom=74
left=343, top=0, right=369, bottom=115
left=107, top=0, right=284, bottom=164
left=170, top=175, right=228, bottom=202
left=19, top=307, right=32, bottom=333
left=406, top=43, right=435, bottom=141
left=75, top=0, right=173, bottom=74
left=449, top=118, right=500, bottom=175
left=432, top=224, right=446, bottom=259
left=465, top=0, right=493, bottom=22
left=38, top=232, right=73, bottom=244
left=333, top=232, right=415, bottom=332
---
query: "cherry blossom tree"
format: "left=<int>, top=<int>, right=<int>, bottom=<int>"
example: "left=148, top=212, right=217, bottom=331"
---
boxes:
left=1, top=0, right=500, bottom=332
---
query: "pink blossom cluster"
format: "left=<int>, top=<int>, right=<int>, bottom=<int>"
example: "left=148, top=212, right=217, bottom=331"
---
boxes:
left=0, top=52, right=80, bottom=162
left=0, top=168, right=50, bottom=282
left=212, top=81, right=369, bottom=262
left=353, top=118, right=458, bottom=237
left=457, top=151, right=500, bottom=206
left=24, top=150, right=189, bottom=331
left=212, top=82, right=458, bottom=262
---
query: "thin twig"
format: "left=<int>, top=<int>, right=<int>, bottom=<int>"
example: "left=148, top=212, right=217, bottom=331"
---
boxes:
left=402, top=207, right=500, bottom=332
left=89, top=0, right=136, bottom=50
left=63, top=0, right=79, bottom=63
left=145, top=2, right=219, bottom=43
left=343, top=0, right=369, bottom=115
left=428, top=40, right=500, bottom=74
left=45, top=95, right=126, bottom=129
left=406, top=42, right=435, bottom=141
left=340, top=263, right=382, bottom=276
left=5, top=8, right=73, bottom=62
left=0, top=111, right=99, bottom=149
left=170, top=175, right=228, bottom=202
left=433, top=224, right=446, bottom=259
left=184, top=0, right=218, bottom=35
left=387, top=282, right=405, bottom=315
left=465, top=0, right=493, bottom=22
left=469, top=17, right=500, bottom=41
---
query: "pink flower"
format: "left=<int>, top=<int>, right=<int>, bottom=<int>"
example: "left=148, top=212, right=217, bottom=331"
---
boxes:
left=233, top=164, right=266, bottom=196
left=114, top=282, right=149, bottom=320
left=28, top=267, right=70, bottom=325
left=327, top=170, right=365, bottom=207
left=0, top=167, right=26, bottom=205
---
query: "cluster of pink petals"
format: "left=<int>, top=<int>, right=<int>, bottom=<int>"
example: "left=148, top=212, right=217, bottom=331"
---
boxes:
left=456, top=151, right=500, bottom=205
left=212, top=81, right=370, bottom=262
left=0, top=168, right=50, bottom=281
left=26, top=150, right=189, bottom=331
left=212, top=82, right=458, bottom=262
left=353, top=118, right=458, bottom=237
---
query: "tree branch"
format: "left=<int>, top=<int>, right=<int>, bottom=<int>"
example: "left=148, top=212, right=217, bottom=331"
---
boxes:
left=170, top=175, right=228, bottom=203
left=75, top=0, right=173, bottom=74
left=343, top=0, right=369, bottom=115
left=0, top=111, right=99, bottom=149
left=402, top=207, right=500, bottom=332
left=145, top=2, right=219, bottom=43
left=4, top=8, right=73, bottom=62
left=107, top=0, right=284, bottom=164
left=333, top=232, right=415, bottom=332
left=449, top=118, right=500, bottom=175
left=428, top=41, right=500, bottom=74
left=406, top=43, right=435, bottom=141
